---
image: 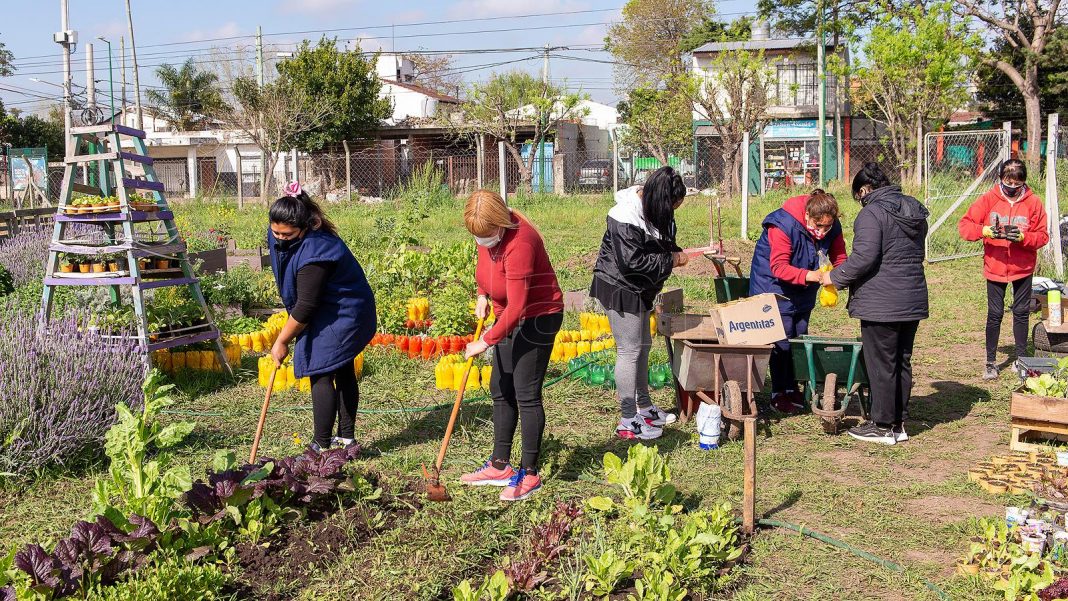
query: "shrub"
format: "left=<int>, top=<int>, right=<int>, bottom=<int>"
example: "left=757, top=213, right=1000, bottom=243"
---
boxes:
left=201, top=265, right=279, bottom=312
left=0, top=314, right=143, bottom=476
left=0, top=227, right=50, bottom=289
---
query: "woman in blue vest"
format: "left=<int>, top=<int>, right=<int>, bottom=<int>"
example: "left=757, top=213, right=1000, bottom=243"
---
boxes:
left=268, top=182, right=377, bottom=452
left=749, top=189, right=846, bottom=414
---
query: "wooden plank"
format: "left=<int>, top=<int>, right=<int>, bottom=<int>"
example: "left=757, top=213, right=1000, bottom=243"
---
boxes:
left=65, top=152, right=119, bottom=164
left=147, top=329, right=219, bottom=352
left=44, top=276, right=136, bottom=286
left=1011, top=423, right=1068, bottom=452
left=122, top=178, right=165, bottom=192
left=119, top=151, right=153, bottom=165
left=1011, top=417, right=1068, bottom=436
left=654, top=287, right=684, bottom=314
left=71, top=182, right=105, bottom=197
left=114, top=124, right=147, bottom=138
left=1010, top=392, right=1068, bottom=424
left=139, top=276, right=197, bottom=290
left=69, top=124, right=113, bottom=135
left=659, top=313, right=718, bottom=340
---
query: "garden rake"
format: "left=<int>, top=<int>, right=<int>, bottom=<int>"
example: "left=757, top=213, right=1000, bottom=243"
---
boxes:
left=249, top=362, right=279, bottom=464
left=423, top=317, right=486, bottom=502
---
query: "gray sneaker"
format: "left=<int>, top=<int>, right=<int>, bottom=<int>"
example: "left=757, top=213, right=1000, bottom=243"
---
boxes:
left=983, top=363, right=999, bottom=380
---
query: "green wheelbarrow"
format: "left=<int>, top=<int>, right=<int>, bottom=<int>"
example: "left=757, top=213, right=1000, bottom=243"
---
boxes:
left=789, top=335, right=869, bottom=434
left=704, top=253, right=750, bottom=303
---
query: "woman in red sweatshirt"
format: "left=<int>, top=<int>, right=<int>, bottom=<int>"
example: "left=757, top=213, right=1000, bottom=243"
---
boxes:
left=959, top=159, right=1048, bottom=380
left=458, top=189, right=564, bottom=502
left=749, top=190, right=847, bottom=414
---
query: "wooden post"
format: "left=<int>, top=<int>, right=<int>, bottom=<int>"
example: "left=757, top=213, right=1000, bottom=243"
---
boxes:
left=743, top=417, right=756, bottom=535
left=1047, top=113, right=1063, bottom=278
left=741, top=132, right=750, bottom=240
left=476, top=135, right=484, bottom=190
left=342, top=140, right=351, bottom=201
left=498, top=141, right=507, bottom=201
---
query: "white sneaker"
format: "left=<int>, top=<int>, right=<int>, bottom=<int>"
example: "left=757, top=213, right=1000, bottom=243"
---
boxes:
left=331, top=436, right=357, bottom=449
left=892, top=424, right=908, bottom=443
left=639, top=404, right=677, bottom=427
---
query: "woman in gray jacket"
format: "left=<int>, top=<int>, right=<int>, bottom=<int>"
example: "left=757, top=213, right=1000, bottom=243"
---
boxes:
left=823, top=163, right=929, bottom=445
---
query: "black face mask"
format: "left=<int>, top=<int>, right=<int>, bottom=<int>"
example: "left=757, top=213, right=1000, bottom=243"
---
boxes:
left=274, top=237, right=303, bottom=252
left=1001, top=183, right=1023, bottom=198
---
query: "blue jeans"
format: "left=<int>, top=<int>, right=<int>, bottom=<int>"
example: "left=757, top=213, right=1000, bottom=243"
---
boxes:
left=769, top=311, right=809, bottom=395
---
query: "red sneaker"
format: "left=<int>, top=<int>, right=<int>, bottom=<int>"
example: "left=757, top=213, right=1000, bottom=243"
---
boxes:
left=459, top=460, right=515, bottom=486
left=772, top=392, right=801, bottom=415
left=499, top=469, right=541, bottom=501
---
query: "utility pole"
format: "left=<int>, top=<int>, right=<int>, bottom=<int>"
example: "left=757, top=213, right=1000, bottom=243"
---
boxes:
left=125, top=0, right=143, bottom=130
left=816, top=0, right=827, bottom=186
left=85, top=42, right=95, bottom=111
left=57, top=0, right=73, bottom=157
left=539, top=44, right=549, bottom=194
left=120, top=36, right=127, bottom=119
left=256, top=26, right=264, bottom=87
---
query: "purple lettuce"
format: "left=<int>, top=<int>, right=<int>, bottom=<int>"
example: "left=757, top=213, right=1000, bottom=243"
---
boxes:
left=0, top=226, right=50, bottom=289
left=185, top=445, right=362, bottom=521
left=0, top=313, right=143, bottom=475
left=12, top=514, right=160, bottom=598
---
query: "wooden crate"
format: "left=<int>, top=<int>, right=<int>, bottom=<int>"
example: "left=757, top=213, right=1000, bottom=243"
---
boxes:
left=658, top=313, right=718, bottom=340
left=1010, top=391, right=1068, bottom=451
left=655, top=287, right=684, bottom=314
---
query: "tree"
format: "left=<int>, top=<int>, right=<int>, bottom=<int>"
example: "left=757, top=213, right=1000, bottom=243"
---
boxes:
left=679, top=15, right=754, bottom=52
left=954, top=0, right=1062, bottom=173
left=975, top=17, right=1068, bottom=124
left=407, top=52, right=464, bottom=97
left=757, top=0, right=874, bottom=39
left=848, top=3, right=979, bottom=183
left=683, top=49, right=774, bottom=194
left=145, top=58, right=224, bottom=131
left=606, top=0, right=716, bottom=90
left=451, top=71, right=587, bottom=191
left=211, top=76, right=334, bottom=201
left=0, top=40, right=13, bottom=77
left=616, top=87, right=693, bottom=165
left=276, top=38, right=391, bottom=152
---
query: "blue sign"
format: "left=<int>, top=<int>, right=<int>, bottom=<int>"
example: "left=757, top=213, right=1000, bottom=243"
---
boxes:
left=763, top=119, right=830, bottom=139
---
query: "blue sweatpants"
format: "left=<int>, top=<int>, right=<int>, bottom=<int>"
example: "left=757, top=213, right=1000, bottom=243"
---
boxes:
left=769, top=311, right=809, bottom=395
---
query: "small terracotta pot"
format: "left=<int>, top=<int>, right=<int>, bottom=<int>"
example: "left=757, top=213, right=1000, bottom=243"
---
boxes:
left=107, top=262, right=119, bottom=272
left=78, top=263, right=91, bottom=273
left=91, top=262, right=105, bottom=273
left=956, top=561, right=980, bottom=576
left=154, top=259, right=170, bottom=270
left=60, top=264, right=74, bottom=273
left=986, top=480, right=1009, bottom=494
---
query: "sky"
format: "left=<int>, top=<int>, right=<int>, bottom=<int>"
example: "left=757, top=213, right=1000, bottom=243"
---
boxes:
left=0, top=0, right=759, bottom=116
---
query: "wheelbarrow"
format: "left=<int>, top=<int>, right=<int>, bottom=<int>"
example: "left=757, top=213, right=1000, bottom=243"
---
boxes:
left=789, top=335, right=869, bottom=434
left=704, top=253, right=749, bottom=304
left=670, top=340, right=773, bottom=440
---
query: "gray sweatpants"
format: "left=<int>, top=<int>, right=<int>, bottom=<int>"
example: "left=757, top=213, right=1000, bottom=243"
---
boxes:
left=607, top=308, right=653, bottom=419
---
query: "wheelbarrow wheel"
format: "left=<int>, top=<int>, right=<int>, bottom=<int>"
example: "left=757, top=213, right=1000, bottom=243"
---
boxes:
left=820, top=372, right=838, bottom=434
left=722, top=380, right=744, bottom=441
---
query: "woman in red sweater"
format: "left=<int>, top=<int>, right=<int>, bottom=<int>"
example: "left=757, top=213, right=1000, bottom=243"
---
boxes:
left=459, top=190, right=564, bottom=501
left=959, top=159, right=1048, bottom=380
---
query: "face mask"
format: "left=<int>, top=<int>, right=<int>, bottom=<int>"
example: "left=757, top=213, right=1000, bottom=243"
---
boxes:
left=475, top=232, right=502, bottom=248
left=807, top=226, right=828, bottom=241
left=274, top=236, right=303, bottom=252
left=1001, top=182, right=1023, bottom=198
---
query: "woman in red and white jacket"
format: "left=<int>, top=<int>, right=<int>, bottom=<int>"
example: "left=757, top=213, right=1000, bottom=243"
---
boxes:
left=959, top=159, right=1048, bottom=380
left=458, top=189, right=564, bottom=502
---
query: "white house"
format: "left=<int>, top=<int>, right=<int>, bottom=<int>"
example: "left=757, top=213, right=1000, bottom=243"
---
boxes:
left=375, top=53, right=462, bottom=125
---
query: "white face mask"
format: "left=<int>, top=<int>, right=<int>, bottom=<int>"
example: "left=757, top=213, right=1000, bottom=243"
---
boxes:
left=475, top=231, right=502, bottom=248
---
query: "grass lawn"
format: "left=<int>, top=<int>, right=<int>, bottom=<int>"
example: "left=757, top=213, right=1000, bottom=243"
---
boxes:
left=0, top=186, right=1026, bottom=600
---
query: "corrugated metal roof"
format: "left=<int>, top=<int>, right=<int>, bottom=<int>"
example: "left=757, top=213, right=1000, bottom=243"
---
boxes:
left=691, top=38, right=837, bottom=53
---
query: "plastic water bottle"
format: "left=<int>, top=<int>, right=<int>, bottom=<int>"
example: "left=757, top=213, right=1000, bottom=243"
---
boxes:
left=695, top=403, right=721, bottom=450
left=1050, top=289, right=1063, bottom=327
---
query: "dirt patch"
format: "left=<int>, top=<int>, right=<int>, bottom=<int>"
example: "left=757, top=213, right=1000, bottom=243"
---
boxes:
left=903, top=496, right=1002, bottom=525
left=813, top=449, right=880, bottom=487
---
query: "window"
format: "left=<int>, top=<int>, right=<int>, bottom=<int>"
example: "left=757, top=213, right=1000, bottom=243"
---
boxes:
left=774, top=64, right=818, bottom=107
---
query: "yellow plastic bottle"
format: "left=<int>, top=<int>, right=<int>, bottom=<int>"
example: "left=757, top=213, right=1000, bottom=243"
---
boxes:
left=481, top=365, right=492, bottom=388
left=817, top=250, right=839, bottom=308
left=440, top=361, right=454, bottom=390
left=452, top=363, right=468, bottom=391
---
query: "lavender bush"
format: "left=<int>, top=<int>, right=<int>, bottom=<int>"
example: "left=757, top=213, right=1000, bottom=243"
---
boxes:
left=0, top=226, right=51, bottom=289
left=0, top=314, right=143, bottom=476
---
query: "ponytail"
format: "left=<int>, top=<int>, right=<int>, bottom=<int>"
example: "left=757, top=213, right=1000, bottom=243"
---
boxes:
left=269, top=184, right=338, bottom=236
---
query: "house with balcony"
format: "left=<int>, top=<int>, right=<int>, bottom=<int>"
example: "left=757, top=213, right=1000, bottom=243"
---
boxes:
left=689, top=20, right=853, bottom=193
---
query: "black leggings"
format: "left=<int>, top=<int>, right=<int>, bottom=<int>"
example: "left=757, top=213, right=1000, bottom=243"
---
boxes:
left=986, top=276, right=1032, bottom=363
left=310, top=361, right=359, bottom=448
left=490, top=312, right=563, bottom=472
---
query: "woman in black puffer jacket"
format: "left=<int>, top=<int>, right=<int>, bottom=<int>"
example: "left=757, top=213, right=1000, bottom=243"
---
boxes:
left=590, top=166, right=688, bottom=441
left=823, top=162, right=929, bottom=446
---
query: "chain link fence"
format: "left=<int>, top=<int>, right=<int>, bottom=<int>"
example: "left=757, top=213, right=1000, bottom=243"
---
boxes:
left=924, top=129, right=1009, bottom=262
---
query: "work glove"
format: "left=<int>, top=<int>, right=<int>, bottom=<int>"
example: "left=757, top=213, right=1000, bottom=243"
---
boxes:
left=1004, top=224, right=1024, bottom=242
left=982, top=225, right=1006, bottom=240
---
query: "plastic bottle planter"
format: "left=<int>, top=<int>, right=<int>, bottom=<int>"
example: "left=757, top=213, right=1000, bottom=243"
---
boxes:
left=567, top=359, right=670, bottom=391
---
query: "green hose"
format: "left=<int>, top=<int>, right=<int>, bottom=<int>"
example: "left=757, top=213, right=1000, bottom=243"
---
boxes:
left=162, top=350, right=611, bottom=417
left=756, top=519, right=951, bottom=600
